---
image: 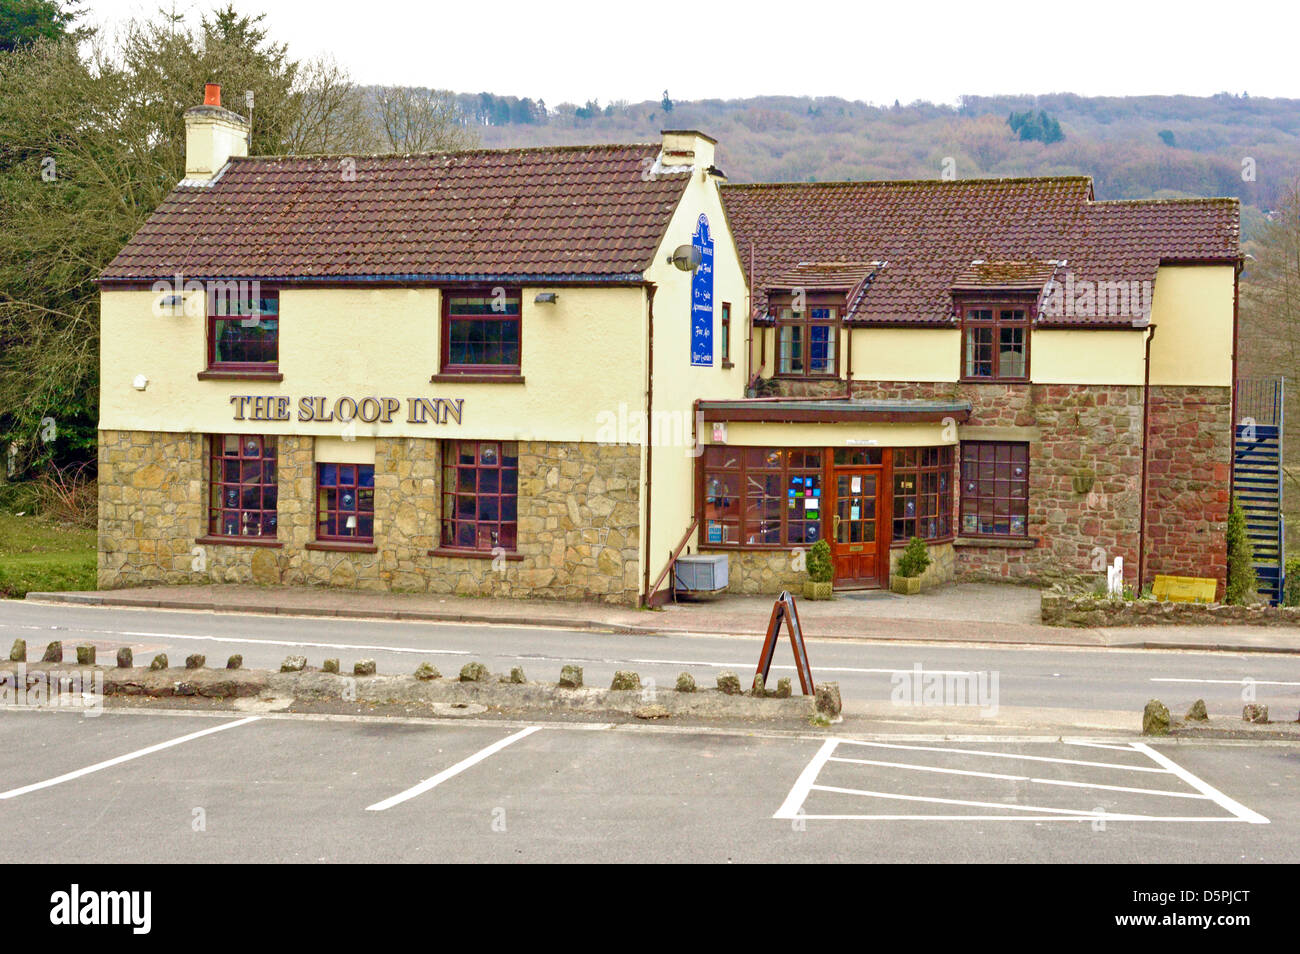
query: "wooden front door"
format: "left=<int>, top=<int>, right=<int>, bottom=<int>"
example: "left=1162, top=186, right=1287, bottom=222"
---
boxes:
left=831, top=467, right=885, bottom=587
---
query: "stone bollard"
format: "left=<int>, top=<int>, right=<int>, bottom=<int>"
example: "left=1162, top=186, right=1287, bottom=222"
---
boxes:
left=226, top=655, right=242, bottom=670
left=459, top=661, right=489, bottom=682
left=750, top=674, right=768, bottom=698
left=775, top=677, right=792, bottom=699
left=1186, top=699, right=1209, bottom=722
left=508, top=666, right=525, bottom=684
left=814, top=681, right=842, bottom=717
left=42, top=641, right=62, bottom=663
left=322, top=658, right=339, bottom=674
left=9, top=639, right=25, bottom=662
left=558, top=665, right=583, bottom=688
left=354, top=659, right=376, bottom=676
left=185, top=654, right=205, bottom=670
left=280, top=655, right=307, bottom=673
left=1243, top=703, right=1269, bottom=724
left=415, top=662, right=440, bottom=681
left=716, top=671, right=742, bottom=695
left=610, top=670, right=641, bottom=691
left=76, top=645, right=96, bottom=665
left=1142, top=699, right=1171, bottom=735
left=675, top=672, right=696, bottom=693
left=149, top=654, right=168, bottom=670
left=116, top=648, right=133, bottom=669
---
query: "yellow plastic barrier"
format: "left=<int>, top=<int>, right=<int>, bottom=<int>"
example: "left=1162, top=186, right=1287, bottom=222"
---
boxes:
left=1151, top=574, right=1218, bottom=604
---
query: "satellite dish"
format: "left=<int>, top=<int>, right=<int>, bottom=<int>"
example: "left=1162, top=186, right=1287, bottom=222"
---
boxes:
left=667, top=244, right=702, bottom=272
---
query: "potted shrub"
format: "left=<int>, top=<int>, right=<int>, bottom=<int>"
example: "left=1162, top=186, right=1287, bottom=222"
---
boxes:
left=891, top=536, right=931, bottom=595
left=803, top=538, right=834, bottom=600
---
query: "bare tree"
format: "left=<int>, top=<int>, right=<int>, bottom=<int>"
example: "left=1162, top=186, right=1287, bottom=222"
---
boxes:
left=374, top=86, right=478, bottom=153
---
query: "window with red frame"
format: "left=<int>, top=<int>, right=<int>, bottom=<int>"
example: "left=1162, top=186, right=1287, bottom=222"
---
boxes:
left=892, top=446, right=953, bottom=542
left=208, top=288, right=278, bottom=370
left=703, top=447, right=824, bottom=547
left=962, top=303, right=1029, bottom=380
left=442, top=289, right=521, bottom=373
left=720, top=302, right=731, bottom=364
left=441, top=440, right=518, bottom=551
left=316, top=463, right=375, bottom=542
left=209, top=435, right=278, bottom=537
left=960, top=441, right=1029, bottom=537
left=774, top=303, right=838, bottom=377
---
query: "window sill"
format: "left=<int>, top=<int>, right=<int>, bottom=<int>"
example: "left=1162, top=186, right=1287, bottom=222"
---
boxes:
left=306, top=540, right=377, bottom=553
left=890, top=536, right=955, bottom=549
left=953, top=536, right=1037, bottom=549
left=428, top=546, right=524, bottom=561
left=195, top=534, right=283, bottom=549
left=198, top=369, right=284, bottom=382
left=959, top=378, right=1029, bottom=385
left=430, top=373, right=525, bottom=384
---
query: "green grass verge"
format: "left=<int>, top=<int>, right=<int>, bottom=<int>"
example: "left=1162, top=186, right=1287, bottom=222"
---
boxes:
left=0, top=511, right=96, bottom=598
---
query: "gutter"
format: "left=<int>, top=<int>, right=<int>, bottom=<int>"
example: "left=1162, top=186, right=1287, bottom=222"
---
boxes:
left=641, top=283, right=657, bottom=607
left=1138, top=323, right=1158, bottom=590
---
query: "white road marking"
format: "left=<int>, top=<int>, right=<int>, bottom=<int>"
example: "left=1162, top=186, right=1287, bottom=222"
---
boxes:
left=790, top=814, right=1253, bottom=822
left=628, top=658, right=973, bottom=676
left=365, top=725, right=542, bottom=812
left=827, top=756, right=1207, bottom=799
left=0, top=716, right=260, bottom=800
left=1132, top=742, right=1270, bottom=824
left=810, top=784, right=1121, bottom=817
left=1150, top=677, right=1300, bottom=687
left=773, top=738, right=838, bottom=819
left=835, top=738, right=1167, bottom=773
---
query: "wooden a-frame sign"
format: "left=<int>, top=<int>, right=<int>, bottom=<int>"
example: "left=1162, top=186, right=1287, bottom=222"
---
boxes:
left=756, top=590, right=814, bottom=695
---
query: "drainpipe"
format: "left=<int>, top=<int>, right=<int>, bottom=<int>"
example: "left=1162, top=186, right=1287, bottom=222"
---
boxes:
left=1138, top=322, right=1158, bottom=591
left=640, top=283, right=657, bottom=607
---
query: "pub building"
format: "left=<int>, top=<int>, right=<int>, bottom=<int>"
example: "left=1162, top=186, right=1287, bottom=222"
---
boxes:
left=96, top=84, right=1240, bottom=605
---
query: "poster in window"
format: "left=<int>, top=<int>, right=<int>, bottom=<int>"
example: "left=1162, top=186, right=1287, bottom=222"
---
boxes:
left=690, top=214, right=714, bottom=367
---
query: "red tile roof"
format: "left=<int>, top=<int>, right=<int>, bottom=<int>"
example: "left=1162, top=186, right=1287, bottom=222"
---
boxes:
left=100, top=144, right=690, bottom=283
left=721, top=178, right=1239, bottom=327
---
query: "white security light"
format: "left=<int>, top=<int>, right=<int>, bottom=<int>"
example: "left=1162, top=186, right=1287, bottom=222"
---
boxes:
left=132, top=374, right=148, bottom=391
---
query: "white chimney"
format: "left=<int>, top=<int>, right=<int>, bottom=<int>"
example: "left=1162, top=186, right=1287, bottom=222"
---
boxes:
left=658, top=130, right=717, bottom=174
left=183, top=84, right=249, bottom=184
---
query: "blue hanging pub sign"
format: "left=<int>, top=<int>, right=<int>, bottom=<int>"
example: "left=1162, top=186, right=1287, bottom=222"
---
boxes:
left=690, top=214, right=714, bottom=367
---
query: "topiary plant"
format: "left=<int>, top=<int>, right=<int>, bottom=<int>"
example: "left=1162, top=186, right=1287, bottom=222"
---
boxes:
left=1225, top=499, right=1256, bottom=605
left=896, top=536, right=931, bottom=579
left=806, top=538, right=832, bottom=583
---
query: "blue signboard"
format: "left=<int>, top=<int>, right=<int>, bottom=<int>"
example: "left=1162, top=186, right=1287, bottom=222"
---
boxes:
left=690, top=214, right=714, bottom=367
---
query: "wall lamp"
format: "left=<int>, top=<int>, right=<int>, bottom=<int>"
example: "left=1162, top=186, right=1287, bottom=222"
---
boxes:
left=534, top=292, right=558, bottom=305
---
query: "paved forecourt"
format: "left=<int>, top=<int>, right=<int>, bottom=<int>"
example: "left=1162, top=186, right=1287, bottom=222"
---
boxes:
left=0, top=709, right=1294, bottom=863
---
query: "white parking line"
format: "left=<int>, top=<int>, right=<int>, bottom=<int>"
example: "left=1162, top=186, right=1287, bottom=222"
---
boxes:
left=1132, top=742, right=1270, bottom=824
left=1150, top=677, right=1300, bottom=687
left=775, top=738, right=1269, bottom=823
left=0, top=716, right=260, bottom=800
left=365, top=725, right=542, bottom=812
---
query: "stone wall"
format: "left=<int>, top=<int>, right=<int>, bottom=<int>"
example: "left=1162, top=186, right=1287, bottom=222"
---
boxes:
left=695, top=547, right=803, bottom=594
left=888, top=541, right=955, bottom=589
left=99, top=431, right=642, bottom=604
left=1143, top=386, right=1231, bottom=595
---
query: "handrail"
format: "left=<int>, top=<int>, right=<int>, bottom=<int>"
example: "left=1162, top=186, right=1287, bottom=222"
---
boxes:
left=646, top=516, right=700, bottom=607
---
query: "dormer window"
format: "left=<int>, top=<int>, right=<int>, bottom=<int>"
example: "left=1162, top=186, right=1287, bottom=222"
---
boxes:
left=773, top=296, right=839, bottom=377
left=961, top=302, right=1029, bottom=381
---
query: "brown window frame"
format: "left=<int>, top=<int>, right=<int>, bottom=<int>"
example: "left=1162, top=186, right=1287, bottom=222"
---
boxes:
left=207, top=434, right=278, bottom=539
left=316, top=462, right=375, bottom=544
left=770, top=293, right=841, bottom=379
left=959, top=441, right=1029, bottom=538
left=207, top=287, right=279, bottom=373
left=440, top=287, right=522, bottom=376
left=439, top=439, right=519, bottom=553
left=891, top=446, right=954, bottom=544
left=701, top=446, right=825, bottom=549
left=960, top=300, right=1030, bottom=382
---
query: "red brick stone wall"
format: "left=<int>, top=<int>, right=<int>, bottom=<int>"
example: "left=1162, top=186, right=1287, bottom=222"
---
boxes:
left=1142, top=386, right=1231, bottom=595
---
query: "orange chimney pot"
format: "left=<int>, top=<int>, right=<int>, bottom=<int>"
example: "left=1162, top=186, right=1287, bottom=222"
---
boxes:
left=203, top=83, right=221, bottom=107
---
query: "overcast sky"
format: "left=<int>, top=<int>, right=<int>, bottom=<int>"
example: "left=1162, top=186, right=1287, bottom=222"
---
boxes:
left=86, top=0, right=1298, bottom=105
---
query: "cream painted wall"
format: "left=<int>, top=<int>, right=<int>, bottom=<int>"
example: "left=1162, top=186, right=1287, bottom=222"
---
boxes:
left=849, top=328, right=960, bottom=383
left=1032, top=330, right=1146, bottom=384
left=1147, top=264, right=1235, bottom=387
left=98, top=284, right=649, bottom=444
left=641, top=159, right=750, bottom=591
